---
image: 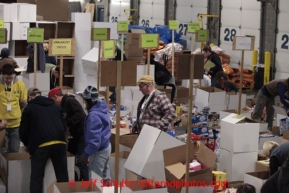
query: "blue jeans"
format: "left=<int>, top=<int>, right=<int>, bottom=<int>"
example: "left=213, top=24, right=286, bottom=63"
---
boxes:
left=2, top=128, right=20, bottom=153
left=89, top=143, right=111, bottom=181
left=30, top=144, right=68, bottom=193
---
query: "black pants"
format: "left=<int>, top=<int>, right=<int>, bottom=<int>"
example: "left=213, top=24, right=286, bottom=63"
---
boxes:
left=30, top=144, right=69, bottom=193
left=67, top=135, right=89, bottom=181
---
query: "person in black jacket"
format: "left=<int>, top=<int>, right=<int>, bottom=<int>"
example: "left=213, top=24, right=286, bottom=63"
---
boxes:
left=215, top=71, right=238, bottom=92
left=263, top=141, right=289, bottom=176
left=19, top=87, right=68, bottom=193
left=203, top=46, right=223, bottom=87
left=48, top=88, right=88, bottom=181
left=261, top=155, right=289, bottom=193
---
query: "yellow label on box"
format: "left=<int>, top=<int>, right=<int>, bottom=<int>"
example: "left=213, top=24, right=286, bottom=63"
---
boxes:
left=117, top=21, right=129, bottom=32
left=103, top=40, right=115, bottom=58
left=92, top=28, right=109, bottom=41
left=169, top=20, right=178, bottom=30
left=141, top=34, right=158, bottom=48
left=188, top=22, right=200, bottom=33
left=196, top=30, right=208, bottom=42
left=51, top=39, right=72, bottom=55
left=0, top=29, right=6, bottom=43
left=0, top=19, right=4, bottom=28
left=27, top=28, right=44, bottom=43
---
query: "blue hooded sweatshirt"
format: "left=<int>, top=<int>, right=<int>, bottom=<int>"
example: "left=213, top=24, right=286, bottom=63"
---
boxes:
left=83, top=99, right=111, bottom=157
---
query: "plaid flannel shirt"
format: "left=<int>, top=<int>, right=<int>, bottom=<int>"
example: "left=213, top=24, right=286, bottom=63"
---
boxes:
left=132, top=90, right=176, bottom=132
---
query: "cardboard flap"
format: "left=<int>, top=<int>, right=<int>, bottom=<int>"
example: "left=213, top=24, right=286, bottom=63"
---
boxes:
left=246, top=171, right=270, bottom=180
left=163, top=144, right=196, bottom=166
left=130, top=29, right=146, bottom=34
left=222, top=113, right=246, bottom=124
left=3, top=152, right=30, bottom=160
left=165, top=162, right=186, bottom=180
left=199, top=87, right=225, bottom=93
left=111, top=128, right=130, bottom=136
left=273, top=105, right=288, bottom=116
left=196, top=143, right=217, bottom=169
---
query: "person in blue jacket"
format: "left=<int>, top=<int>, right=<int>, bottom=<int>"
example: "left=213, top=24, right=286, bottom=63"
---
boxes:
left=203, top=46, right=223, bottom=87
left=78, top=85, right=112, bottom=182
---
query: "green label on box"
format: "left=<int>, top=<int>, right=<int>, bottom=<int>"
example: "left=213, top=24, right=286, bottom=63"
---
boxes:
left=141, top=34, right=158, bottom=48
left=117, top=21, right=129, bottom=32
left=0, top=29, right=6, bottom=43
left=197, top=30, right=208, bottom=42
left=103, top=40, right=114, bottom=58
left=27, top=28, right=44, bottom=43
left=0, top=20, right=4, bottom=28
left=92, top=28, right=109, bottom=41
left=188, top=22, right=200, bottom=33
left=169, top=20, right=178, bottom=30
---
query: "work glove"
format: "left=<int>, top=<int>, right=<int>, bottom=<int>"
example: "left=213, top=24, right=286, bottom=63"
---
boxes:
left=77, top=154, right=88, bottom=166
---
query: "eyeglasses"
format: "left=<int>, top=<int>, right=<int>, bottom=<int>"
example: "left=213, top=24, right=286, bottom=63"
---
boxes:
left=139, top=84, right=147, bottom=88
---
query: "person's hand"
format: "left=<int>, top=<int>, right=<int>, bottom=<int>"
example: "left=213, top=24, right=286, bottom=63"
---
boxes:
left=77, top=154, right=88, bottom=166
left=0, top=120, right=7, bottom=130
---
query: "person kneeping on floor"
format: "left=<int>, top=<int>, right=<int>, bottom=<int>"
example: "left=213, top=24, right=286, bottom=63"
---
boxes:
left=19, top=87, right=68, bottom=193
left=78, top=86, right=112, bottom=183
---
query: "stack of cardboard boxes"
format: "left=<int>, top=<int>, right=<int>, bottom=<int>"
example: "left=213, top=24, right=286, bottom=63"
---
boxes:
left=219, top=113, right=260, bottom=181
left=125, top=30, right=145, bottom=62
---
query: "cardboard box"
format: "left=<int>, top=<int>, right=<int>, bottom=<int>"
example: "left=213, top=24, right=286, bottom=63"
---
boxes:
left=246, top=98, right=256, bottom=108
left=4, top=23, right=10, bottom=41
left=244, top=171, right=269, bottom=193
left=16, top=3, right=37, bottom=22
left=110, top=128, right=138, bottom=153
left=157, top=86, right=189, bottom=105
left=163, top=143, right=216, bottom=193
left=259, top=132, right=282, bottom=149
left=121, top=180, right=168, bottom=193
left=81, top=47, right=99, bottom=76
left=2, top=152, right=75, bottom=193
left=12, top=22, right=30, bottom=40
left=126, top=29, right=146, bottom=45
left=22, top=69, right=50, bottom=92
left=273, top=105, right=287, bottom=126
left=124, top=44, right=143, bottom=57
left=47, top=181, right=100, bottom=193
left=255, top=160, right=269, bottom=172
left=124, top=124, right=184, bottom=181
left=220, top=113, right=260, bottom=153
left=37, top=0, right=69, bottom=21
left=127, top=56, right=144, bottom=62
left=220, top=109, right=251, bottom=120
left=109, top=151, right=137, bottom=182
left=195, top=87, right=226, bottom=108
left=101, top=61, right=137, bottom=87
left=0, top=3, right=12, bottom=22
left=219, top=149, right=257, bottom=181
left=226, top=92, right=246, bottom=110
left=93, top=22, right=118, bottom=40
left=91, top=171, right=120, bottom=193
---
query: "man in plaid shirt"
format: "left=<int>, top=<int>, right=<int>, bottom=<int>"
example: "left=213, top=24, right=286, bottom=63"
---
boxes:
left=131, top=75, right=176, bottom=133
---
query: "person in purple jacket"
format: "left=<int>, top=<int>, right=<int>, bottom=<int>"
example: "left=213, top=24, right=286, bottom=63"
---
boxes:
left=78, top=86, right=112, bottom=182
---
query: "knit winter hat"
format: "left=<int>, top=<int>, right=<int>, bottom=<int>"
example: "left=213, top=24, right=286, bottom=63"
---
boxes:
left=1, top=48, right=10, bottom=57
left=82, top=86, right=98, bottom=102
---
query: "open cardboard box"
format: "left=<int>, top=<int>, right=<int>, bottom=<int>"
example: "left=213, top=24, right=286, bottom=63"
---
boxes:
left=163, top=143, right=216, bottom=193
left=124, top=125, right=184, bottom=181
left=121, top=180, right=167, bottom=193
left=271, top=126, right=289, bottom=143
left=220, top=113, right=260, bottom=153
left=244, top=171, right=269, bottom=193
left=255, top=160, right=269, bottom=172
left=226, top=92, right=246, bottom=110
left=273, top=105, right=288, bottom=126
left=195, top=87, right=226, bottom=106
left=110, top=128, right=138, bottom=153
left=259, top=131, right=282, bottom=149
left=220, top=109, right=251, bottom=120
left=126, top=29, right=146, bottom=45
left=109, top=151, right=137, bottom=181
left=47, top=181, right=100, bottom=193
